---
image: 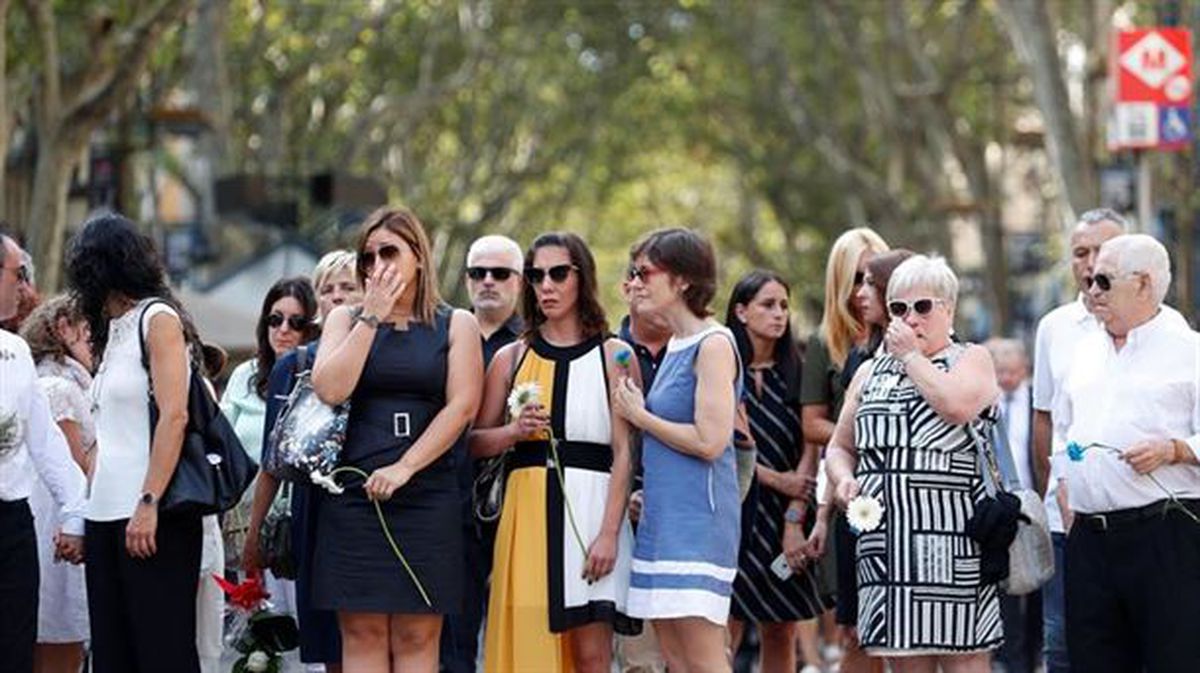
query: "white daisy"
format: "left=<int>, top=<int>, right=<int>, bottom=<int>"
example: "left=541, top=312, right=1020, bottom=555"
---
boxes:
left=846, top=494, right=884, bottom=533
left=507, top=382, right=542, bottom=418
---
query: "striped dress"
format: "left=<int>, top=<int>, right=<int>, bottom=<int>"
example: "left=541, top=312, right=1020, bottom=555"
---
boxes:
left=484, top=334, right=637, bottom=673
left=731, top=365, right=832, bottom=622
left=853, top=344, right=1002, bottom=654
left=627, top=325, right=743, bottom=626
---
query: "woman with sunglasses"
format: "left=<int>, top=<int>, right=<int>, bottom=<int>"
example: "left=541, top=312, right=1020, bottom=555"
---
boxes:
left=473, top=232, right=638, bottom=673
left=243, top=250, right=361, bottom=672
left=799, top=227, right=888, bottom=672
left=310, top=208, right=483, bottom=672
left=611, top=228, right=742, bottom=673
left=826, top=255, right=1000, bottom=673
left=220, top=278, right=318, bottom=594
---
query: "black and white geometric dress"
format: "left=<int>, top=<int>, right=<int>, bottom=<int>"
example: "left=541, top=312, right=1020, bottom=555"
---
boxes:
left=852, top=345, right=1002, bottom=655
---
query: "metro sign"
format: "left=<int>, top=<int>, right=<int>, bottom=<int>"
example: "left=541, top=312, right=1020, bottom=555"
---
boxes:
left=1115, top=29, right=1192, bottom=104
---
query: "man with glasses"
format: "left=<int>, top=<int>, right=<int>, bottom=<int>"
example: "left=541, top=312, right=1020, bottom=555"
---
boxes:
left=440, top=234, right=524, bottom=673
left=1029, top=210, right=1187, bottom=672
left=0, top=227, right=86, bottom=672
left=0, top=249, right=36, bottom=333
left=1057, top=234, right=1200, bottom=672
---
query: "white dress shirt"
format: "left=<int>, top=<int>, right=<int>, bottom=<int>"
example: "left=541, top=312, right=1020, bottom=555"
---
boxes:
left=1032, top=296, right=1190, bottom=528
left=0, top=329, right=87, bottom=535
left=1000, top=382, right=1033, bottom=491
left=1059, top=309, right=1200, bottom=513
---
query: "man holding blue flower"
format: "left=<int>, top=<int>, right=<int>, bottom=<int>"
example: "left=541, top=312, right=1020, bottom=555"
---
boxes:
left=1057, top=233, right=1200, bottom=673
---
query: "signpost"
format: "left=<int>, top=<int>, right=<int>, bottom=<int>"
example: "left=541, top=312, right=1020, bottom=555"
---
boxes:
left=1109, top=28, right=1194, bottom=230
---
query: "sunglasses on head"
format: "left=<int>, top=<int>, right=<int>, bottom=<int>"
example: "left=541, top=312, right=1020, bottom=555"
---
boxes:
left=626, top=264, right=663, bottom=283
left=466, top=266, right=518, bottom=282
left=887, top=298, right=940, bottom=318
left=524, top=264, right=576, bottom=285
left=358, top=244, right=403, bottom=271
left=267, top=313, right=310, bottom=331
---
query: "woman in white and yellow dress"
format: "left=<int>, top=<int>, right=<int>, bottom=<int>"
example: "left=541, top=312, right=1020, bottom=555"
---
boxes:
left=471, top=232, right=640, bottom=673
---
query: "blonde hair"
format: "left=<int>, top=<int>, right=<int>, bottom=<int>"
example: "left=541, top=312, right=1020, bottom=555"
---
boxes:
left=819, top=227, right=889, bottom=366
left=312, top=250, right=357, bottom=291
left=19, top=294, right=83, bottom=364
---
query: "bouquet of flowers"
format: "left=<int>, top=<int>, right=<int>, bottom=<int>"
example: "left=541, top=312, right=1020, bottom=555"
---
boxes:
left=214, top=575, right=299, bottom=673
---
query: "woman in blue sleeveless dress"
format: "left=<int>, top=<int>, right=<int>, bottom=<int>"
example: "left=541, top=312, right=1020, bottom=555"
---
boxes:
left=310, top=208, right=483, bottom=672
left=613, top=228, right=742, bottom=673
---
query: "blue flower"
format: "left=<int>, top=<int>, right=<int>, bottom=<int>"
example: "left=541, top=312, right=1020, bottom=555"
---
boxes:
left=1067, top=441, right=1085, bottom=462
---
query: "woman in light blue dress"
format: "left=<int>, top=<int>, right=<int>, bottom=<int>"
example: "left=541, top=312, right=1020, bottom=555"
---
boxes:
left=613, top=228, right=742, bottom=673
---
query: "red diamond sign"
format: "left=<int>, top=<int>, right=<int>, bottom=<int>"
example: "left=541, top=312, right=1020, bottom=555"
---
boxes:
left=1114, top=28, right=1192, bottom=104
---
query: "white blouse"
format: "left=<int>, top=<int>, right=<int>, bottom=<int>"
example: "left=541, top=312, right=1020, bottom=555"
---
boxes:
left=88, top=299, right=190, bottom=522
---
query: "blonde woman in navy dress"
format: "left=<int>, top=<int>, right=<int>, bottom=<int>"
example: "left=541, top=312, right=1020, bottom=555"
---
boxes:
left=613, top=228, right=742, bottom=673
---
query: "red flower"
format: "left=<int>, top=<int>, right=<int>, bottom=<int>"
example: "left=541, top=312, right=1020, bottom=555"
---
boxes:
left=212, top=574, right=271, bottom=611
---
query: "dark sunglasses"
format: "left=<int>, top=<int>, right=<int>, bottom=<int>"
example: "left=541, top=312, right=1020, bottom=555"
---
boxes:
left=466, top=266, right=518, bottom=282
left=1086, top=272, right=1136, bottom=293
left=358, top=244, right=403, bottom=271
left=887, top=298, right=940, bottom=318
left=524, top=264, right=576, bottom=285
left=853, top=271, right=865, bottom=287
left=267, top=313, right=310, bottom=331
left=626, top=264, right=663, bottom=283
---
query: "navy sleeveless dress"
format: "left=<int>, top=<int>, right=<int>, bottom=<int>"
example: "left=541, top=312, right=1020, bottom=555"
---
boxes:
left=312, top=306, right=464, bottom=614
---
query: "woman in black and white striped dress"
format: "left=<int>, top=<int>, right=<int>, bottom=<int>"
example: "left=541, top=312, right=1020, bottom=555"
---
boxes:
left=826, top=255, right=1001, bottom=673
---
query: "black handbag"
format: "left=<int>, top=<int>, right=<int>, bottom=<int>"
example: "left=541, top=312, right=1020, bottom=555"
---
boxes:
left=471, top=341, right=526, bottom=524
left=139, top=300, right=258, bottom=516
left=258, top=483, right=296, bottom=580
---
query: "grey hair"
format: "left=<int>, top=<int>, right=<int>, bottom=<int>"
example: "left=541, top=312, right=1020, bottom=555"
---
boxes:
left=467, top=234, right=523, bottom=270
left=311, top=250, right=357, bottom=289
left=1101, top=234, right=1171, bottom=304
left=1078, top=207, right=1128, bottom=229
left=887, top=254, right=960, bottom=306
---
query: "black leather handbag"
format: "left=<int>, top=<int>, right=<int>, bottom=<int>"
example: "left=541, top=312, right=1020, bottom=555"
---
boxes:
left=258, top=483, right=296, bottom=580
left=139, top=300, right=258, bottom=516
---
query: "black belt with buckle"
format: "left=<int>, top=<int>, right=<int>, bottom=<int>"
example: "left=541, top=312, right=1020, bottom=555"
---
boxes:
left=1080, top=498, right=1200, bottom=532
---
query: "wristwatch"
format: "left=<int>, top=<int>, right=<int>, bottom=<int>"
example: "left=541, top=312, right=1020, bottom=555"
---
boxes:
left=784, top=508, right=804, bottom=525
left=139, top=491, right=158, bottom=507
left=356, top=312, right=381, bottom=329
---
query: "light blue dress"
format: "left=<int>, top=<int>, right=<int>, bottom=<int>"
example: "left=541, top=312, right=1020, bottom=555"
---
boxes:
left=627, top=325, right=742, bottom=625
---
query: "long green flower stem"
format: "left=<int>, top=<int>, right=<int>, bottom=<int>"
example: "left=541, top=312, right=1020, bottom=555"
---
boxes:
left=327, top=466, right=432, bottom=607
left=547, top=437, right=590, bottom=558
left=1083, top=443, right=1200, bottom=524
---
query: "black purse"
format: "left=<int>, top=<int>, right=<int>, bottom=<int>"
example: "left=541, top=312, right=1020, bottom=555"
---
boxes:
left=258, top=483, right=296, bottom=580
left=139, top=300, right=258, bottom=516
left=471, top=341, right=526, bottom=525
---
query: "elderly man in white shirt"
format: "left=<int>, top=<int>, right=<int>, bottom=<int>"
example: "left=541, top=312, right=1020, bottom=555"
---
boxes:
left=0, top=229, right=87, bottom=672
left=1058, top=233, right=1200, bottom=673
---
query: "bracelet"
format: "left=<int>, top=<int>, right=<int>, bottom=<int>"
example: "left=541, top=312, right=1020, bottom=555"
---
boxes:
left=355, top=313, right=381, bottom=329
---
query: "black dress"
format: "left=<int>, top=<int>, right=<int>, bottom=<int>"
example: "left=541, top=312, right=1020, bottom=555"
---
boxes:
left=312, top=307, right=464, bottom=614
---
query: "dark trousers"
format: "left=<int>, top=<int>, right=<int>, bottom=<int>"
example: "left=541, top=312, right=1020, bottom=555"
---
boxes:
left=998, top=590, right=1043, bottom=673
left=0, top=500, right=37, bottom=673
left=85, top=515, right=203, bottom=673
left=439, top=520, right=494, bottom=673
left=1066, top=502, right=1200, bottom=673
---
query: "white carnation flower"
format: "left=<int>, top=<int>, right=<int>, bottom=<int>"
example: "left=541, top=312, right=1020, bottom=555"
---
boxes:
left=846, top=495, right=884, bottom=534
left=245, top=651, right=271, bottom=673
left=310, top=470, right=344, bottom=495
left=507, top=382, right=542, bottom=418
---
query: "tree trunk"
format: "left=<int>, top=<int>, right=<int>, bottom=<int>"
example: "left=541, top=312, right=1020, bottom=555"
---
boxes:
left=0, top=0, right=11, bottom=217
left=25, top=135, right=73, bottom=290
left=996, top=0, right=1097, bottom=222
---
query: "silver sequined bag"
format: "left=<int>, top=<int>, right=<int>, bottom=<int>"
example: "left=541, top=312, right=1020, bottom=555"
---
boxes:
left=265, top=365, right=349, bottom=482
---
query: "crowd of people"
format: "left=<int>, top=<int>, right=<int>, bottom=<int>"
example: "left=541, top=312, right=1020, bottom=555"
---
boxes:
left=0, top=204, right=1197, bottom=673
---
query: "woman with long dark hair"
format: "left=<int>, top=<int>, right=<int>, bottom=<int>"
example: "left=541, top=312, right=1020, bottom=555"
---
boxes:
left=309, top=208, right=483, bottom=672
left=473, top=232, right=638, bottom=673
left=65, top=213, right=205, bottom=673
left=724, top=270, right=831, bottom=673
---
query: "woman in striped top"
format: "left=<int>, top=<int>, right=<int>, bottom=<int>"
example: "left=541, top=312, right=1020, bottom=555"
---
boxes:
left=614, top=228, right=742, bottom=673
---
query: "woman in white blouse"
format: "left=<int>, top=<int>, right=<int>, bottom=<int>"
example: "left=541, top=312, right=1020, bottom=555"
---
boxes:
left=65, top=214, right=208, bottom=673
left=19, top=295, right=93, bottom=673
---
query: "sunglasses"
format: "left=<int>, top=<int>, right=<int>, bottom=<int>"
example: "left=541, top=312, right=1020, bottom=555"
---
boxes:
left=358, top=244, right=403, bottom=272
left=466, top=266, right=518, bottom=282
left=1086, top=272, right=1138, bottom=293
left=267, top=313, right=310, bottom=331
left=627, top=264, right=664, bottom=283
left=524, top=264, right=577, bottom=285
left=887, top=298, right=941, bottom=318
left=853, top=271, right=865, bottom=287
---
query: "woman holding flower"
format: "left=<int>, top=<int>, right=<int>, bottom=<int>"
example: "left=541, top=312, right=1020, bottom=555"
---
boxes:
left=471, top=232, right=638, bottom=673
left=309, top=208, right=483, bottom=672
left=826, top=255, right=1000, bottom=673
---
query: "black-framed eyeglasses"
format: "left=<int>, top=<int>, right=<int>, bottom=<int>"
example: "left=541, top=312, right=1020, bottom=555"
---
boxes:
left=524, top=264, right=577, bottom=285
left=1086, top=272, right=1138, bottom=293
left=358, top=244, right=403, bottom=272
left=466, top=266, right=519, bottom=282
left=267, top=313, right=310, bottom=331
left=626, top=264, right=663, bottom=283
left=887, top=297, right=941, bottom=318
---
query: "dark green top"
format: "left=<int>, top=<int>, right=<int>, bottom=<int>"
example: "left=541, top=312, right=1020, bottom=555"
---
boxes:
left=800, top=333, right=845, bottom=417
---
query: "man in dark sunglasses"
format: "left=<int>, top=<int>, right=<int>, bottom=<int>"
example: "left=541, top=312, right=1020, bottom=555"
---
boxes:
left=442, top=234, right=525, bottom=673
left=1057, top=233, right=1200, bottom=673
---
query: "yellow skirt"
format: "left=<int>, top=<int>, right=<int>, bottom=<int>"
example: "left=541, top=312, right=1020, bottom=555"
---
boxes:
left=483, top=467, right=575, bottom=673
